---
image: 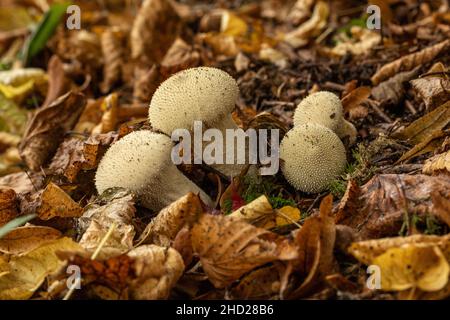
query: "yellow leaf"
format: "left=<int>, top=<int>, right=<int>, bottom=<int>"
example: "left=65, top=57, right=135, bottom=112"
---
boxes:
left=37, top=183, right=82, bottom=220
left=0, top=225, right=62, bottom=255
left=276, top=206, right=301, bottom=226
left=0, top=81, right=34, bottom=102
left=0, top=237, right=83, bottom=300
left=423, top=150, right=450, bottom=175
left=229, top=195, right=276, bottom=228
left=373, top=245, right=449, bottom=292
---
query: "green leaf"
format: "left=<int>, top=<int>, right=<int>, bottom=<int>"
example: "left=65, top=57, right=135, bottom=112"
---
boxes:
left=22, top=3, right=69, bottom=65
left=0, top=214, right=37, bottom=239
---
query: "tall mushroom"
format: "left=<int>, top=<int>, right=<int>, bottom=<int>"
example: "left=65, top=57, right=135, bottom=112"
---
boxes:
left=148, top=67, right=247, bottom=177
left=293, top=91, right=357, bottom=144
left=95, top=130, right=213, bottom=211
left=280, top=123, right=346, bottom=193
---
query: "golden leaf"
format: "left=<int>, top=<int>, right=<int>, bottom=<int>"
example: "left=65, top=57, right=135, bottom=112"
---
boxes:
left=37, top=183, right=82, bottom=220
left=373, top=245, right=449, bottom=292
left=229, top=195, right=275, bottom=228
left=0, top=237, right=83, bottom=300
left=0, top=225, right=61, bottom=255
left=423, top=151, right=450, bottom=175
left=276, top=206, right=301, bottom=227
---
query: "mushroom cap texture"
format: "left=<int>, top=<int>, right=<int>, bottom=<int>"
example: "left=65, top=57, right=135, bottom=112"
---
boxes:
left=293, top=91, right=343, bottom=132
left=95, top=131, right=172, bottom=195
left=149, top=67, right=239, bottom=134
left=280, top=124, right=346, bottom=193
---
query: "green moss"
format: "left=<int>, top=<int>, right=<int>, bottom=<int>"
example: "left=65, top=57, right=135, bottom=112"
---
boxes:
left=223, top=199, right=233, bottom=215
left=268, top=196, right=296, bottom=209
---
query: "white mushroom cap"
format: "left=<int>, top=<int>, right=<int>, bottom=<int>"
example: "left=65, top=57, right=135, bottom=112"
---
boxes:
left=336, top=119, right=357, bottom=145
left=293, top=91, right=343, bottom=132
left=149, top=67, right=239, bottom=134
left=95, top=130, right=213, bottom=210
left=280, top=124, right=346, bottom=193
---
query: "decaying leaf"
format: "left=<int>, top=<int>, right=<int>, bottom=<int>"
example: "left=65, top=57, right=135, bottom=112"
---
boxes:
left=78, top=189, right=136, bottom=258
left=19, top=91, right=86, bottom=171
left=372, top=67, right=421, bottom=105
left=0, top=225, right=61, bottom=254
left=342, top=86, right=371, bottom=114
left=423, top=151, right=450, bottom=175
left=371, top=40, right=450, bottom=85
left=230, top=264, right=283, bottom=299
left=0, top=237, right=83, bottom=299
left=283, top=1, right=329, bottom=48
left=137, top=192, right=203, bottom=247
left=131, top=0, right=181, bottom=64
left=328, top=27, right=381, bottom=57
left=229, top=195, right=275, bottom=228
left=335, top=174, right=450, bottom=239
left=285, top=194, right=336, bottom=299
left=35, top=183, right=82, bottom=220
left=100, top=28, right=124, bottom=94
left=276, top=206, right=301, bottom=227
left=393, top=101, right=450, bottom=145
left=127, top=245, right=184, bottom=300
left=191, top=214, right=298, bottom=288
left=0, top=187, right=18, bottom=226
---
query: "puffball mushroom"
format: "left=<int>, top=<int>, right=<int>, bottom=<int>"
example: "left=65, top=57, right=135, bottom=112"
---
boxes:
left=280, top=124, right=346, bottom=193
left=95, top=131, right=213, bottom=211
left=293, top=91, right=357, bottom=144
left=148, top=66, right=246, bottom=177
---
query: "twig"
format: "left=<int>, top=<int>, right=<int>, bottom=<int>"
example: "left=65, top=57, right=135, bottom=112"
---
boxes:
left=404, top=100, right=417, bottom=115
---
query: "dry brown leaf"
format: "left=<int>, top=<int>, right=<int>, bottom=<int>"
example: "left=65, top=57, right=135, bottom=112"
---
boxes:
left=411, top=63, right=450, bottom=111
left=78, top=189, right=136, bottom=258
left=283, top=1, right=329, bottom=48
left=48, top=132, right=119, bottom=183
left=286, top=194, right=336, bottom=299
left=371, top=40, right=450, bottom=85
left=393, top=101, right=450, bottom=145
left=137, top=192, right=203, bottom=247
left=161, top=38, right=201, bottom=74
left=335, top=174, right=450, bottom=239
left=396, top=129, right=448, bottom=163
left=191, top=214, right=298, bottom=288
left=92, top=93, right=119, bottom=134
left=423, top=150, right=450, bottom=175
left=19, top=91, right=86, bottom=171
left=100, top=28, right=124, bottom=94
left=371, top=67, right=421, bottom=105
left=0, top=172, right=44, bottom=195
left=127, top=245, right=184, bottom=300
left=0, top=237, right=83, bottom=300
left=230, top=264, right=283, bottom=299
left=133, top=65, right=163, bottom=103
left=131, top=0, right=181, bottom=65
left=342, top=86, right=371, bottom=114
left=0, top=225, right=61, bottom=255
left=41, top=55, right=70, bottom=109
left=31, top=183, right=82, bottom=220
left=0, top=187, right=18, bottom=226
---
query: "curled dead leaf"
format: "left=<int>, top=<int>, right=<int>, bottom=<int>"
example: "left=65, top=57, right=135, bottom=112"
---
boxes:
left=191, top=214, right=298, bottom=288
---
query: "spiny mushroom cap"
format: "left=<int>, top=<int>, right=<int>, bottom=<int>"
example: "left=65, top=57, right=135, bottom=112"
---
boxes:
left=293, top=91, right=343, bottom=132
left=95, top=131, right=173, bottom=195
left=280, top=124, right=346, bottom=193
left=149, top=67, right=239, bottom=134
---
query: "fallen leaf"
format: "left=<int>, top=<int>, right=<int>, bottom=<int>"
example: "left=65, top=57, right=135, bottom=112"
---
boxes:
left=23, top=182, right=83, bottom=221
left=0, top=171, right=44, bottom=194
left=137, top=192, right=203, bottom=247
left=19, top=91, right=87, bottom=171
left=0, top=225, right=61, bottom=254
left=191, top=214, right=298, bottom=288
left=229, top=195, right=275, bottom=228
left=371, top=40, right=450, bottom=85
left=335, top=174, right=450, bottom=239
left=100, top=28, right=124, bottom=93
left=276, top=206, right=301, bottom=227
left=342, top=86, right=371, bottom=114
left=127, top=245, right=184, bottom=300
left=230, top=264, right=283, bottom=299
left=78, top=189, right=136, bottom=258
left=423, top=151, right=450, bottom=175
left=283, top=1, right=329, bottom=48
left=373, top=244, right=449, bottom=292
left=0, top=187, right=18, bottom=226
left=0, top=237, right=83, bottom=300
left=328, top=27, right=381, bottom=57
left=372, top=67, right=421, bottom=105
left=285, top=194, right=336, bottom=299
left=131, top=0, right=181, bottom=65
left=393, top=101, right=450, bottom=145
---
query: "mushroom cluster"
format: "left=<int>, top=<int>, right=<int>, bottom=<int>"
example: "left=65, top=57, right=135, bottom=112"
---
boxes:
left=278, top=91, right=353, bottom=193
left=148, top=67, right=247, bottom=177
left=95, top=131, right=213, bottom=211
left=293, top=91, right=357, bottom=145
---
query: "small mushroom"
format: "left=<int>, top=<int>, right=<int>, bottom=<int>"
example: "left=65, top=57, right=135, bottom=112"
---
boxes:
left=293, top=91, right=357, bottom=144
left=148, top=66, right=246, bottom=177
left=95, top=130, right=213, bottom=211
left=280, top=124, right=346, bottom=193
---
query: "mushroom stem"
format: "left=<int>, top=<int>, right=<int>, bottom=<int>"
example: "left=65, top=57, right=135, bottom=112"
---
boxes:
left=143, top=164, right=214, bottom=210
left=208, top=114, right=249, bottom=178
